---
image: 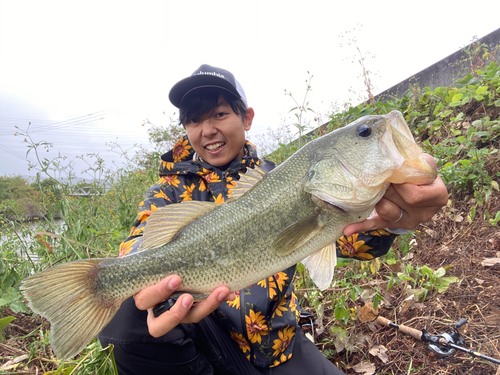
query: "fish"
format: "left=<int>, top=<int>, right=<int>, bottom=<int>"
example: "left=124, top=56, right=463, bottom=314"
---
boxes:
left=21, top=110, right=437, bottom=360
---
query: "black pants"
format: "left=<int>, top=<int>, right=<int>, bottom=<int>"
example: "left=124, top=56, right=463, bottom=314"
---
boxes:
left=99, top=298, right=344, bottom=375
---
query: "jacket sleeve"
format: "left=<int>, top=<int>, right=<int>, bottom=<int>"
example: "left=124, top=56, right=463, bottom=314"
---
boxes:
left=118, top=178, right=176, bottom=257
left=336, top=230, right=397, bottom=261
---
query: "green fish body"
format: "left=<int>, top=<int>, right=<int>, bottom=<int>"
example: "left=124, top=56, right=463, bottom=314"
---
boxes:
left=21, top=110, right=436, bottom=359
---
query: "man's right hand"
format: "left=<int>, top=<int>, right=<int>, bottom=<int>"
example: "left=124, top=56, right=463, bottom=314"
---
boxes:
left=134, top=275, right=235, bottom=337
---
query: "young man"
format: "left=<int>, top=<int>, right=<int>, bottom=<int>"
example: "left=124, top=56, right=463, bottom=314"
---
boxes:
left=99, top=65, right=448, bottom=374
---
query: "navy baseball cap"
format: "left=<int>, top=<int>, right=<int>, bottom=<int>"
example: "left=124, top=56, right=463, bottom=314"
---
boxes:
left=169, top=64, right=248, bottom=108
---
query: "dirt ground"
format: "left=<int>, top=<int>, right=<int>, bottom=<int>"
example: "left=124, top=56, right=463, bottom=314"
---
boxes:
left=307, top=192, right=500, bottom=374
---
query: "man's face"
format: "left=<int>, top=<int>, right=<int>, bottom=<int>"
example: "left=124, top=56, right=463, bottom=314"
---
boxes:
left=184, top=97, right=253, bottom=167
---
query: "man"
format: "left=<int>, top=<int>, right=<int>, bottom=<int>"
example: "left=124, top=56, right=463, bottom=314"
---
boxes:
left=99, top=64, right=448, bottom=374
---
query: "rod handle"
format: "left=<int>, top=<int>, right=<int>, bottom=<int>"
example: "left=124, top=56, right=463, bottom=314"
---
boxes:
left=376, top=316, right=423, bottom=341
left=454, top=318, right=467, bottom=328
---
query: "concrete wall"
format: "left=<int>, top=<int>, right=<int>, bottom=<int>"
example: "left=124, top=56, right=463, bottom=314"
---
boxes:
left=375, top=28, right=500, bottom=100
left=298, top=29, right=500, bottom=143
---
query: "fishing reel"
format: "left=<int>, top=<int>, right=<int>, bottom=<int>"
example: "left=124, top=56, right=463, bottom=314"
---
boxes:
left=377, top=316, right=500, bottom=364
left=421, top=318, right=467, bottom=359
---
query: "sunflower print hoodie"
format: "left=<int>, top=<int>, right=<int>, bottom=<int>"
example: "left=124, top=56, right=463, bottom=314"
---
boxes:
left=118, top=135, right=396, bottom=369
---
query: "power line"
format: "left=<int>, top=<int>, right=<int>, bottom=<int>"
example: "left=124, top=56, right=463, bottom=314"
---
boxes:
left=0, top=143, right=27, bottom=161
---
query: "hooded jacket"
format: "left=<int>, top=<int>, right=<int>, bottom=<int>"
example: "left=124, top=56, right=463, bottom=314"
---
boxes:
left=118, top=136, right=396, bottom=368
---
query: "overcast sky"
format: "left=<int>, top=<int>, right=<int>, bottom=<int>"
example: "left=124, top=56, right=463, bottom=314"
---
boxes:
left=1, top=0, right=499, bottom=178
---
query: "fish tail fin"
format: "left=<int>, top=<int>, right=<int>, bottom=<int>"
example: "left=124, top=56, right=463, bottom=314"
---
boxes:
left=21, top=259, right=121, bottom=359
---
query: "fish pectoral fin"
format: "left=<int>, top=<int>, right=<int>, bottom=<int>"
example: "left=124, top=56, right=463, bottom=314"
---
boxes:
left=142, top=201, right=220, bottom=250
left=228, top=165, right=267, bottom=201
left=271, top=214, right=322, bottom=256
left=302, top=243, right=337, bottom=290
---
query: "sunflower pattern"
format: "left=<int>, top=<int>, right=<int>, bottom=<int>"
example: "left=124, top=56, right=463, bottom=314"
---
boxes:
left=117, top=135, right=397, bottom=369
left=336, top=229, right=395, bottom=261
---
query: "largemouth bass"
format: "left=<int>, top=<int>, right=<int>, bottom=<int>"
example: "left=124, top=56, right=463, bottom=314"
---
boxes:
left=21, top=110, right=436, bottom=359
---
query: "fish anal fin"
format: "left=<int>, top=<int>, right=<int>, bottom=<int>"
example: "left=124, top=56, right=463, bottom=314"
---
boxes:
left=142, top=201, right=220, bottom=250
left=302, top=243, right=337, bottom=290
left=271, top=214, right=322, bottom=256
left=228, top=165, right=267, bottom=201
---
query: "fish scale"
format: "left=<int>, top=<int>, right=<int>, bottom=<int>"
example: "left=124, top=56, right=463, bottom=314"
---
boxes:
left=21, top=110, right=437, bottom=359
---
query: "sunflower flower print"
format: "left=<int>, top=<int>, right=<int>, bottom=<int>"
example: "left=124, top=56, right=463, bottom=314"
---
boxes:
left=259, top=277, right=277, bottom=299
left=273, top=272, right=288, bottom=292
left=203, top=171, right=221, bottom=183
left=369, top=229, right=391, bottom=237
left=227, top=291, right=240, bottom=309
left=289, top=292, right=300, bottom=319
left=196, top=167, right=212, bottom=177
left=272, top=296, right=287, bottom=318
left=152, top=189, right=171, bottom=201
left=338, top=233, right=374, bottom=259
left=137, top=205, right=158, bottom=224
left=198, top=178, right=207, bottom=192
left=245, top=309, right=268, bottom=344
left=130, top=226, right=144, bottom=237
left=272, top=353, right=293, bottom=367
left=257, top=278, right=267, bottom=288
left=172, top=137, right=192, bottom=162
left=160, top=161, right=174, bottom=171
left=179, top=183, right=196, bottom=201
left=230, top=331, right=250, bottom=358
left=272, top=326, right=295, bottom=357
left=158, top=175, right=180, bottom=188
left=118, top=238, right=139, bottom=257
left=213, top=193, right=225, bottom=204
left=226, top=176, right=236, bottom=197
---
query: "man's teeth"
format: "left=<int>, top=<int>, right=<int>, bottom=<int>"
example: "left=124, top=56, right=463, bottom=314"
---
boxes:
left=206, top=142, right=225, bottom=151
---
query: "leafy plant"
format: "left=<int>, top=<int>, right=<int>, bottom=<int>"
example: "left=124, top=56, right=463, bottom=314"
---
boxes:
left=0, top=316, right=15, bottom=340
left=284, top=71, right=316, bottom=148
left=394, top=264, right=459, bottom=302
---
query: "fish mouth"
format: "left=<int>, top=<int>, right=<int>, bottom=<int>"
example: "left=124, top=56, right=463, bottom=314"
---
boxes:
left=384, top=111, right=437, bottom=184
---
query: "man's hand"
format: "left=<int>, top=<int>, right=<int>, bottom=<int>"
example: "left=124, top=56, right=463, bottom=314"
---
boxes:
left=134, top=275, right=235, bottom=338
left=344, top=154, right=448, bottom=236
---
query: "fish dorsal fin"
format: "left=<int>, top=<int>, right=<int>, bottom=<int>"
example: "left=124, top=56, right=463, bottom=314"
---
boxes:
left=302, top=243, right=337, bottom=290
left=271, top=214, right=323, bottom=256
left=142, top=201, right=220, bottom=250
left=229, top=165, right=267, bottom=201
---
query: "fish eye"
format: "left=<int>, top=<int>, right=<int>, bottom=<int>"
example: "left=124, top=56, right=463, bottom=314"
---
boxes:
left=356, top=124, right=372, bottom=138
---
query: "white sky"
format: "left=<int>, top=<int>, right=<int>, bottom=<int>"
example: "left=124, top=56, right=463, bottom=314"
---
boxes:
left=1, top=0, right=499, bottom=178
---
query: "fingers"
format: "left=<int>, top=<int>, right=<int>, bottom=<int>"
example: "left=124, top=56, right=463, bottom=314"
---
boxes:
left=180, top=286, right=233, bottom=324
left=146, top=294, right=194, bottom=337
left=134, top=275, right=181, bottom=310
left=343, top=213, right=392, bottom=236
left=387, top=176, right=448, bottom=207
left=145, top=286, right=233, bottom=338
left=135, top=275, right=235, bottom=338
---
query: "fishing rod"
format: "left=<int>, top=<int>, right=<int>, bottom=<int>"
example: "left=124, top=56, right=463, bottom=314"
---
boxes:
left=376, top=316, right=500, bottom=365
